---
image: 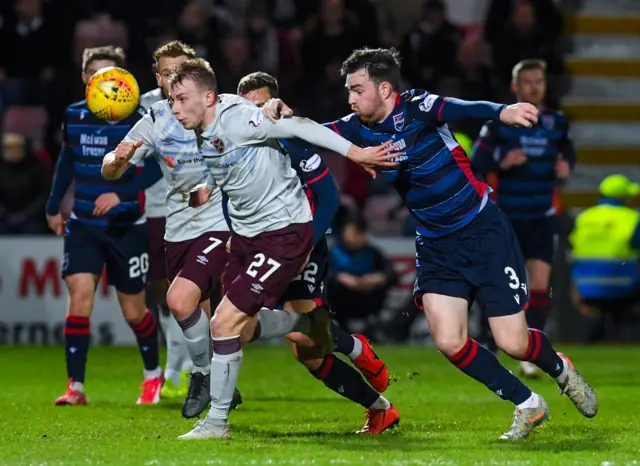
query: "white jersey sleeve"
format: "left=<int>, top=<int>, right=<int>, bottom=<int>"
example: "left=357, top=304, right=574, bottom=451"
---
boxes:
left=125, top=114, right=156, bottom=165
left=138, top=88, right=170, bottom=218
left=221, top=106, right=352, bottom=156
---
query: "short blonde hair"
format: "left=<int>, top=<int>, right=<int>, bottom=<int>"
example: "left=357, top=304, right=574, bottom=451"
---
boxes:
left=153, top=41, right=196, bottom=66
left=168, top=58, right=217, bottom=92
left=512, top=59, right=547, bottom=82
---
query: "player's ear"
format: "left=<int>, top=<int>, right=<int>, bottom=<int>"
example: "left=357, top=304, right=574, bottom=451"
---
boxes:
left=510, top=79, right=517, bottom=95
left=204, top=90, right=216, bottom=107
left=155, top=73, right=162, bottom=88
left=81, top=73, right=90, bottom=85
left=379, top=81, right=392, bottom=100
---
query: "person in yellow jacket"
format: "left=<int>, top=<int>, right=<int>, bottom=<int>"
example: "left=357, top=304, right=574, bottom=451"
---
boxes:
left=569, top=174, right=640, bottom=340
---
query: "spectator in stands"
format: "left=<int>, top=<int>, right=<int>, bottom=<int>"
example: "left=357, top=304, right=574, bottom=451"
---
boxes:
left=442, top=34, right=497, bottom=139
left=328, top=214, right=397, bottom=338
left=0, top=0, right=59, bottom=106
left=0, top=133, right=50, bottom=235
left=246, top=3, right=280, bottom=75
left=177, top=0, right=227, bottom=65
left=344, top=0, right=379, bottom=47
left=215, top=33, right=256, bottom=93
left=400, top=0, right=461, bottom=91
left=484, top=0, right=563, bottom=101
left=301, top=0, right=364, bottom=87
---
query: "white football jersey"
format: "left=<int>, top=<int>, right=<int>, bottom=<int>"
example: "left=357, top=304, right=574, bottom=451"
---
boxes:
left=198, top=94, right=312, bottom=238
left=124, top=99, right=228, bottom=242
left=138, top=88, right=168, bottom=219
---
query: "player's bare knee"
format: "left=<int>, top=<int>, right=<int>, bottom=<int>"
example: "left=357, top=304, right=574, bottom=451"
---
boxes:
left=288, top=337, right=324, bottom=369
left=118, top=291, right=147, bottom=325
left=239, top=316, right=258, bottom=344
left=65, top=274, right=97, bottom=317
left=434, top=332, right=469, bottom=358
left=166, top=281, right=200, bottom=320
left=298, top=357, right=323, bottom=371
left=210, top=298, right=249, bottom=338
left=495, top=333, right=529, bottom=359
left=67, top=292, right=93, bottom=317
left=421, top=294, right=469, bottom=357
left=286, top=332, right=315, bottom=348
left=490, top=313, right=530, bottom=358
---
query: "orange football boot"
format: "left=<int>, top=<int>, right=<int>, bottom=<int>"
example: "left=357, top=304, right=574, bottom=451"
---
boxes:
left=55, top=379, right=87, bottom=406
left=357, top=405, right=400, bottom=435
left=137, top=377, right=164, bottom=405
left=352, top=334, right=389, bottom=393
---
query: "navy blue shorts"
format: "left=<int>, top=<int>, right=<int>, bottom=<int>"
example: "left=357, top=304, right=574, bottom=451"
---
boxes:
left=414, top=202, right=528, bottom=318
left=509, top=216, right=557, bottom=265
left=280, top=238, right=329, bottom=306
left=62, top=220, right=149, bottom=295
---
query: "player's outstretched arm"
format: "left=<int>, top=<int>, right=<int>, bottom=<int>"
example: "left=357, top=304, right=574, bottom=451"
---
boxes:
left=102, top=114, right=155, bottom=180
left=235, top=100, right=400, bottom=176
left=415, top=93, right=539, bottom=128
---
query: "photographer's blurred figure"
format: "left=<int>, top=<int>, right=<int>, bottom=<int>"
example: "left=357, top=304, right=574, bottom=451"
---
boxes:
left=328, top=214, right=397, bottom=339
left=570, top=175, right=640, bottom=342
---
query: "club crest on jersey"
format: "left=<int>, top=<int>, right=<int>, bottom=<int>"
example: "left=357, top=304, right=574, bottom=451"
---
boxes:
left=213, top=138, right=226, bottom=153
left=393, top=112, right=405, bottom=131
left=300, top=154, right=321, bottom=172
left=541, top=114, right=555, bottom=130
left=164, top=156, right=176, bottom=168
left=419, top=94, right=438, bottom=113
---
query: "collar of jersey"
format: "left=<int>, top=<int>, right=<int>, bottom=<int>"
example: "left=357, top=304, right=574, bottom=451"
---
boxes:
left=374, top=93, right=405, bottom=132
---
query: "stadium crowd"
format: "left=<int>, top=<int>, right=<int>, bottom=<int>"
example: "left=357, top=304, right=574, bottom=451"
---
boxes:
left=0, top=0, right=565, bottom=236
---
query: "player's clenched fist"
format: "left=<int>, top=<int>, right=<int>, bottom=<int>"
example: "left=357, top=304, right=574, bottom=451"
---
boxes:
left=113, top=140, right=144, bottom=164
left=499, top=103, right=538, bottom=128
left=261, top=98, right=293, bottom=122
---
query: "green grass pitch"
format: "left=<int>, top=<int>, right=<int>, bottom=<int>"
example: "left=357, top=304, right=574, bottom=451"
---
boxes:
left=1, top=345, right=638, bottom=465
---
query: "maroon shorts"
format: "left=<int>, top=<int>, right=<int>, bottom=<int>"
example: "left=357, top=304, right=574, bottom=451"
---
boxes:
left=223, top=222, right=313, bottom=316
left=147, top=217, right=167, bottom=281
left=165, top=231, right=231, bottom=300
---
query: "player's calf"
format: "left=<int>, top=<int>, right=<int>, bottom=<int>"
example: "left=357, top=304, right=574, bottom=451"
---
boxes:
left=185, top=298, right=249, bottom=434
left=492, top=314, right=565, bottom=381
left=491, top=313, right=598, bottom=418
left=56, top=274, right=95, bottom=405
left=422, top=294, right=549, bottom=436
left=330, top=321, right=389, bottom=391
left=119, top=291, right=163, bottom=404
left=167, top=278, right=212, bottom=372
left=289, top=332, right=397, bottom=434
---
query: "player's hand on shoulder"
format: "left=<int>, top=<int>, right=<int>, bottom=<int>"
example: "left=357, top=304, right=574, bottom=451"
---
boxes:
left=500, top=149, right=527, bottom=170
left=93, top=193, right=121, bottom=216
left=346, top=140, right=403, bottom=178
left=499, top=103, right=538, bottom=128
left=262, top=98, right=293, bottom=123
left=114, top=140, right=143, bottom=164
left=46, top=213, right=66, bottom=236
